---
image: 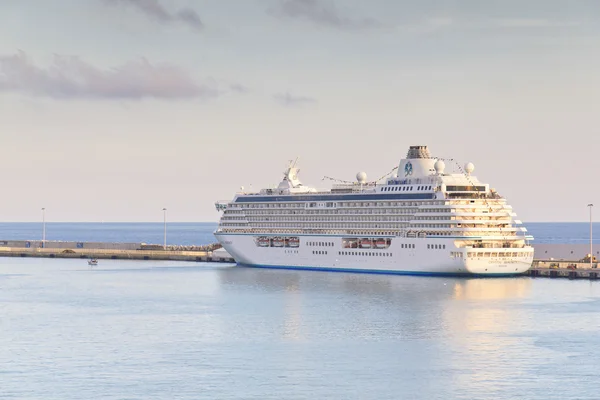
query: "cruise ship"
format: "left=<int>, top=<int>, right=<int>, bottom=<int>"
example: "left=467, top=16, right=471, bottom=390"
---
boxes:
left=214, top=145, right=534, bottom=276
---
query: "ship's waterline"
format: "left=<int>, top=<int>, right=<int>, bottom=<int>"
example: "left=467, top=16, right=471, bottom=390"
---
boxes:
left=214, top=145, right=534, bottom=276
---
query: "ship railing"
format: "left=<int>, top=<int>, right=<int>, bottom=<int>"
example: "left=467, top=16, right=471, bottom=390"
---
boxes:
left=463, top=242, right=529, bottom=249
left=235, top=187, right=381, bottom=196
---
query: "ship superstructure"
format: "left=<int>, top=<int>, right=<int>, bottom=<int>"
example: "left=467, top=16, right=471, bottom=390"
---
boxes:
left=214, top=146, right=534, bottom=275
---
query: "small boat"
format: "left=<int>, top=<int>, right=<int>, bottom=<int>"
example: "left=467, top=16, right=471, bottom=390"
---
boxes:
left=257, top=237, right=270, bottom=247
left=272, top=238, right=285, bottom=247
left=375, top=238, right=387, bottom=249
left=288, top=237, right=300, bottom=247
left=88, top=258, right=98, bottom=266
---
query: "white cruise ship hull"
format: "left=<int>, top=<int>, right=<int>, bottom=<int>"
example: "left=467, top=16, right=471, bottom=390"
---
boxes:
left=215, top=233, right=533, bottom=276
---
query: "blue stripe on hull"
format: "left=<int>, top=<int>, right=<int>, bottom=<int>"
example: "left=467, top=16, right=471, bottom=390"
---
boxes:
left=237, top=263, right=525, bottom=278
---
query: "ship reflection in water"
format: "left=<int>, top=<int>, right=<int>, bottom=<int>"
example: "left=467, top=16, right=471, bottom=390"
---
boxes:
left=452, top=277, right=531, bottom=300
left=217, top=267, right=533, bottom=342
left=216, top=267, right=543, bottom=397
left=218, top=266, right=532, bottom=301
left=282, top=279, right=304, bottom=341
left=445, top=277, right=536, bottom=396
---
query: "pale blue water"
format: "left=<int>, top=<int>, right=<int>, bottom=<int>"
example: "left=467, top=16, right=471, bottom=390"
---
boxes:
left=1, top=222, right=599, bottom=245
left=0, top=222, right=217, bottom=246
left=1, top=258, right=600, bottom=399
left=1, top=223, right=600, bottom=399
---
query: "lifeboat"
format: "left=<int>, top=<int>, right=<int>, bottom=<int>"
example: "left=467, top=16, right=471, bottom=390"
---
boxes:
left=375, top=238, right=387, bottom=249
left=288, top=237, right=300, bottom=247
left=345, top=239, right=358, bottom=248
left=272, top=237, right=285, bottom=247
left=257, top=237, right=270, bottom=247
left=360, top=238, right=372, bottom=249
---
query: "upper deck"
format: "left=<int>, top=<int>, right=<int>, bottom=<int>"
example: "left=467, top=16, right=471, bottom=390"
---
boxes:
left=214, top=145, right=532, bottom=243
left=225, top=144, right=496, bottom=204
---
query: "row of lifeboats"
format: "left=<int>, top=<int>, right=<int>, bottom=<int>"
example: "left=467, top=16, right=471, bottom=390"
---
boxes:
left=343, top=238, right=391, bottom=249
left=256, top=236, right=300, bottom=248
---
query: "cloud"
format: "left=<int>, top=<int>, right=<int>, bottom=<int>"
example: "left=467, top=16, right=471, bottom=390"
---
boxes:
left=401, top=16, right=581, bottom=35
left=491, top=18, right=580, bottom=28
left=425, top=17, right=454, bottom=29
left=269, top=0, right=380, bottom=30
left=104, top=0, right=203, bottom=31
left=229, top=83, right=250, bottom=93
left=400, top=17, right=455, bottom=34
left=273, top=92, right=316, bottom=106
left=0, top=51, right=217, bottom=100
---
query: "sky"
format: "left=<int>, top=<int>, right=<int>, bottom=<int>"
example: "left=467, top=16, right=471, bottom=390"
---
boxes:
left=1, top=0, right=599, bottom=223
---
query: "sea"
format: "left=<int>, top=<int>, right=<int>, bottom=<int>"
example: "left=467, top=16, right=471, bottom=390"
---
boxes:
left=1, top=222, right=599, bottom=399
left=1, top=221, right=600, bottom=246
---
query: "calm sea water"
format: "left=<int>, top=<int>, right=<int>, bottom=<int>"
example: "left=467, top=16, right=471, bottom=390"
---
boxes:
left=1, top=223, right=600, bottom=399
left=1, top=259, right=600, bottom=399
left=0, top=222, right=218, bottom=246
left=1, top=222, right=600, bottom=245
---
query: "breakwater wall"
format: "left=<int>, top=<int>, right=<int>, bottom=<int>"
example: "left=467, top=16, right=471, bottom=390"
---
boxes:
left=0, top=240, right=140, bottom=250
left=0, top=240, right=221, bottom=252
left=532, top=243, right=599, bottom=261
left=0, top=247, right=234, bottom=263
left=0, top=240, right=233, bottom=263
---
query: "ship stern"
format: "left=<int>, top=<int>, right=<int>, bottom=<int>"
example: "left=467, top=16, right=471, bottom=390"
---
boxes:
left=462, top=247, right=534, bottom=276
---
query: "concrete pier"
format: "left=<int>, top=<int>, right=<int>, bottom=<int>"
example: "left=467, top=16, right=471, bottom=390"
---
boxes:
left=0, top=240, right=235, bottom=263
left=527, top=267, right=599, bottom=280
left=526, top=260, right=599, bottom=280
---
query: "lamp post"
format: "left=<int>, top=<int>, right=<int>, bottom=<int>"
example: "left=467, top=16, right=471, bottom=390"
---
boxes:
left=163, top=208, right=167, bottom=250
left=589, top=204, right=594, bottom=268
left=41, top=207, right=46, bottom=248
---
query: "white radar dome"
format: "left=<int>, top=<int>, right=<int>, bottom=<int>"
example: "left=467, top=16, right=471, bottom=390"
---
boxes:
left=434, top=159, right=445, bottom=174
left=464, top=162, right=475, bottom=175
left=356, top=171, right=367, bottom=184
